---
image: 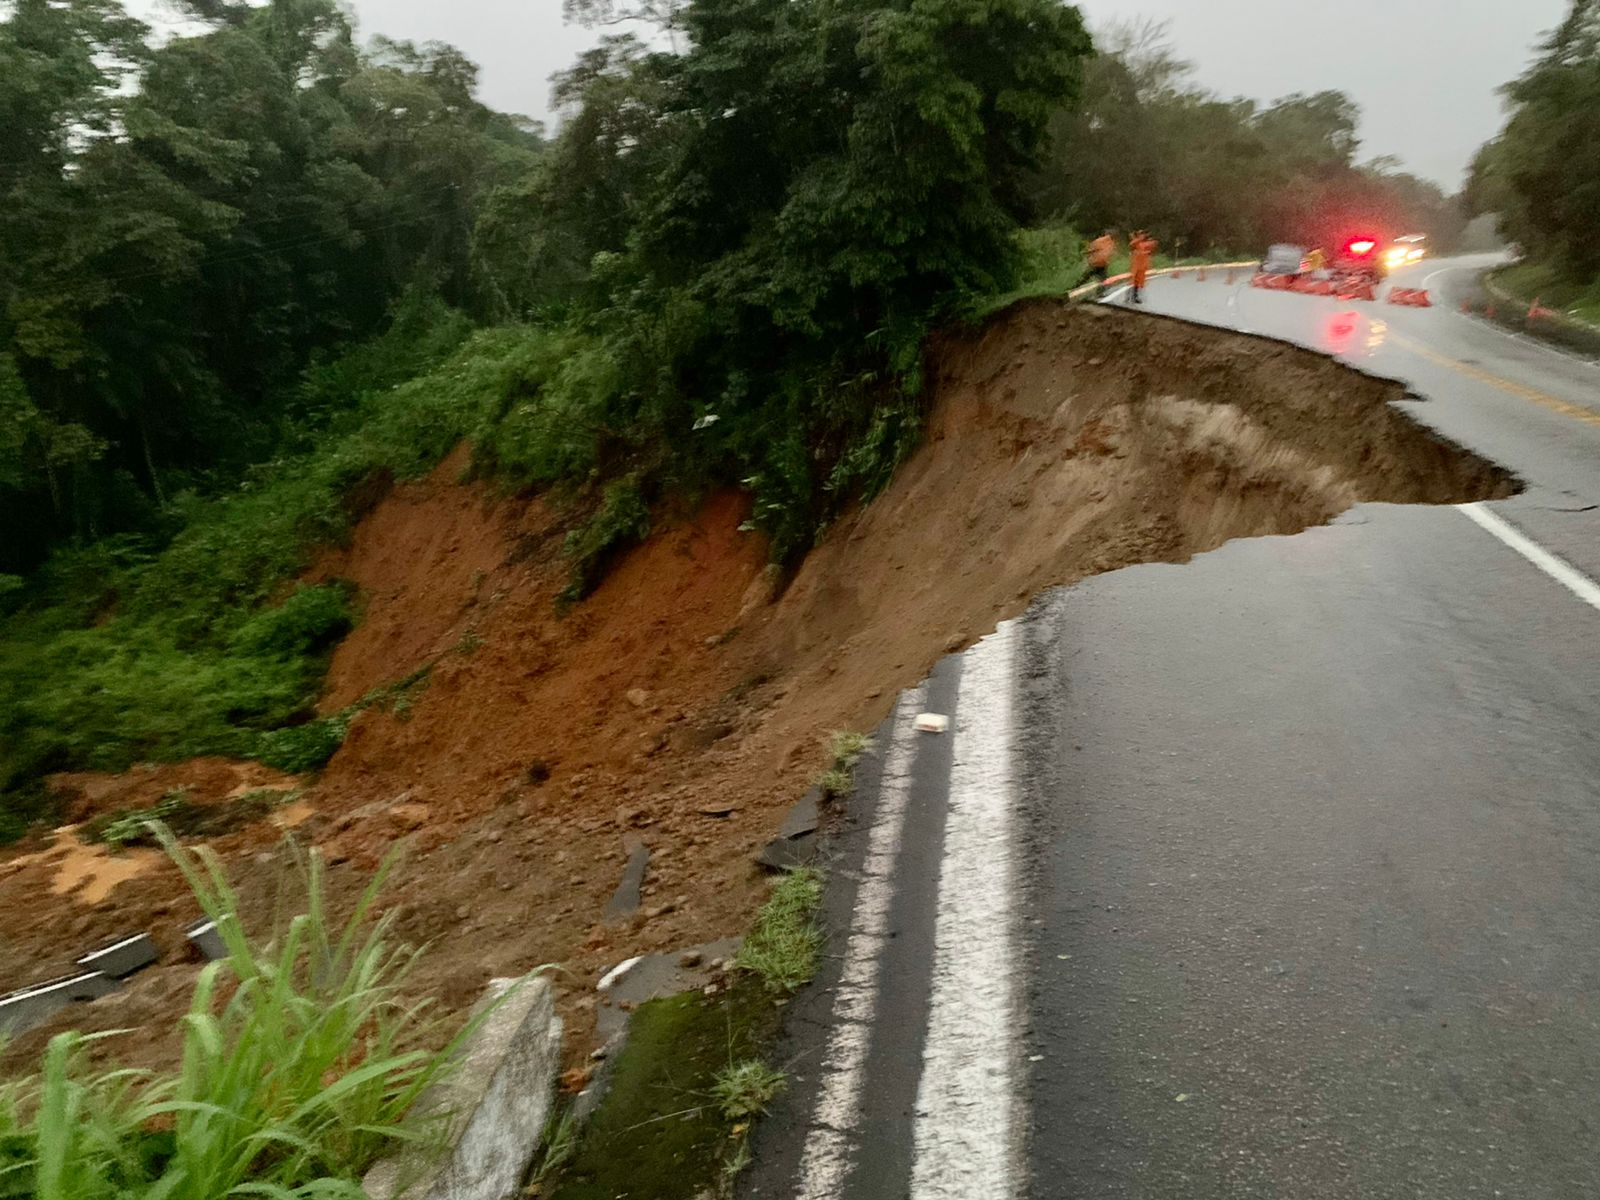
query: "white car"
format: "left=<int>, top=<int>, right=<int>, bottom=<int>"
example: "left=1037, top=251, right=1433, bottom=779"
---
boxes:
left=1262, top=244, right=1307, bottom=275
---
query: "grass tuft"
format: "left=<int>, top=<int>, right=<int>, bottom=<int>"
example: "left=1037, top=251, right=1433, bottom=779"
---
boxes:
left=0, top=833, right=471, bottom=1199
left=813, top=729, right=872, bottom=799
left=711, top=1059, right=786, bottom=1120
left=734, top=868, right=824, bottom=993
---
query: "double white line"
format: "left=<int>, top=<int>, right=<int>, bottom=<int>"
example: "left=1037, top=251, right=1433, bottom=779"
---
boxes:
left=797, top=622, right=1024, bottom=1200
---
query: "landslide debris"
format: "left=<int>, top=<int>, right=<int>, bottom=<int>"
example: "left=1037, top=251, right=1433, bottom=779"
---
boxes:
left=0, top=301, right=1513, bottom=1076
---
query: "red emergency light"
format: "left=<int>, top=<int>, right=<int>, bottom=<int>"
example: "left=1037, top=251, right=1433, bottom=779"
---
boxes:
left=1344, top=237, right=1378, bottom=257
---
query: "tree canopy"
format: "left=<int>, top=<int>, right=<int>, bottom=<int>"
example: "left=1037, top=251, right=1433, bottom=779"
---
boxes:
left=1468, top=0, right=1600, bottom=282
left=1028, top=20, right=1461, bottom=257
left=0, top=0, right=541, bottom=574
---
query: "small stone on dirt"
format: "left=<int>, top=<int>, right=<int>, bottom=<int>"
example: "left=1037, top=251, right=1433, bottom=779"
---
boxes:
left=678, top=950, right=703, bottom=967
left=387, top=803, right=430, bottom=832
left=625, top=687, right=649, bottom=708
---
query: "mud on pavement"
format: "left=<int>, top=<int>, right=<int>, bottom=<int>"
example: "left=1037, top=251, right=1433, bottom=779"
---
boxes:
left=0, top=300, right=1514, bottom=1083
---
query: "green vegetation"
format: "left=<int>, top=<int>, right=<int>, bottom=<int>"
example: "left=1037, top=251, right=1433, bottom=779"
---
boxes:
left=543, top=860, right=822, bottom=1199
left=0, top=327, right=534, bottom=834
left=1, top=1, right=1478, bottom=841
left=734, top=868, right=825, bottom=994
left=1, top=0, right=1097, bottom=836
left=1490, top=262, right=1600, bottom=327
left=1468, top=1, right=1600, bottom=295
left=541, top=984, right=781, bottom=1200
left=1030, top=19, right=1464, bottom=258
left=0, top=839, right=472, bottom=1199
left=711, top=1059, right=787, bottom=1121
left=813, top=730, right=873, bottom=799
left=81, top=786, right=294, bottom=849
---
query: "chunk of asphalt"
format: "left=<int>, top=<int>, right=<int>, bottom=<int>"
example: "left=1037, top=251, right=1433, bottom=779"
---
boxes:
left=595, top=936, right=742, bottom=1043
left=777, top=787, right=823, bottom=839
left=0, top=971, right=117, bottom=1036
left=76, top=932, right=159, bottom=980
left=754, top=787, right=824, bottom=871
left=756, top=829, right=818, bottom=871
left=363, top=972, right=561, bottom=1200
left=603, top=836, right=651, bottom=925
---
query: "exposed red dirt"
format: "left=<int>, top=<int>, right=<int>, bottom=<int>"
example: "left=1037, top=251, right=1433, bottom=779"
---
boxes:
left=0, top=301, right=1512, bottom=1077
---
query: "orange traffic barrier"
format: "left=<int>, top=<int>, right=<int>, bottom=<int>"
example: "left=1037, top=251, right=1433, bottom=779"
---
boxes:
left=1388, top=288, right=1434, bottom=308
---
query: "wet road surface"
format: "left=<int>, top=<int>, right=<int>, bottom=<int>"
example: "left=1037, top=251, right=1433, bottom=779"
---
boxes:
left=743, top=257, right=1600, bottom=1199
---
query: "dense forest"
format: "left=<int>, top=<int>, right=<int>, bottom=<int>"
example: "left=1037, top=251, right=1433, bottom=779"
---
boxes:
left=0, top=0, right=1467, bottom=833
left=1467, top=0, right=1600, bottom=319
left=1026, top=19, right=1463, bottom=258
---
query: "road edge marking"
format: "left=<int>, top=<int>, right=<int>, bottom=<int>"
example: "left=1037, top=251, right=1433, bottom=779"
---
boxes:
left=795, top=688, right=925, bottom=1200
left=910, top=621, right=1022, bottom=1200
left=1458, top=503, right=1600, bottom=614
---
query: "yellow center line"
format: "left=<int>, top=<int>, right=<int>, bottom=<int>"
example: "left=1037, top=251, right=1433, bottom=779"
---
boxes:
left=1386, top=329, right=1600, bottom=429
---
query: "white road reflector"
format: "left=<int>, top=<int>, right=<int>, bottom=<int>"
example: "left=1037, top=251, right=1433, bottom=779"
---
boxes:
left=913, top=713, right=950, bottom=734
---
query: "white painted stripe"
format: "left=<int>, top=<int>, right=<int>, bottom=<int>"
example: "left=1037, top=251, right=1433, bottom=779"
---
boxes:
left=1459, top=503, right=1600, bottom=614
left=911, top=622, right=1022, bottom=1200
left=795, top=689, right=925, bottom=1200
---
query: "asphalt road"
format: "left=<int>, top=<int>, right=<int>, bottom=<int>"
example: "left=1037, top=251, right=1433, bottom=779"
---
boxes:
left=743, top=257, right=1600, bottom=1200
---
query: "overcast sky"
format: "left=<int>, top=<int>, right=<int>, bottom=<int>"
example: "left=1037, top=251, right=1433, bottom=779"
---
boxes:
left=142, top=0, right=1570, bottom=189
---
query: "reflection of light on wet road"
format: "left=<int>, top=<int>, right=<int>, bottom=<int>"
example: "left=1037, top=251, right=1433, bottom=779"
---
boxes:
left=1366, top=317, right=1387, bottom=354
left=1322, top=310, right=1387, bottom=358
left=1322, top=310, right=1358, bottom=356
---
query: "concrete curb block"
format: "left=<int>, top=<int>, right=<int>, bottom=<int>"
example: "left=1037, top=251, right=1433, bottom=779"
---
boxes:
left=0, top=971, right=117, bottom=1035
left=364, top=972, right=562, bottom=1200
left=77, top=932, right=159, bottom=979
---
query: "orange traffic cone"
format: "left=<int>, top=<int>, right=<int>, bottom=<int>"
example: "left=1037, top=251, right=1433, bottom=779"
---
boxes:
left=1197, top=266, right=1207, bottom=282
left=1226, top=269, right=1236, bottom=285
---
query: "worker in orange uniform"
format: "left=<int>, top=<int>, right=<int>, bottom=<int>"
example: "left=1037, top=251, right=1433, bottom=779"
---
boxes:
left=1086, top=230, right=1117, bottom=297
left=1129, top=230, right=1157, bottom=305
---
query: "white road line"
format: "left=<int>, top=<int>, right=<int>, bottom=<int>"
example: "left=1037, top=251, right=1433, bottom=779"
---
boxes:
left=796, top=688, right=925, bottom=1200
left=910, top=621, right=1022, bottom=1200
left=1458, top=503, right=1600, bottom=614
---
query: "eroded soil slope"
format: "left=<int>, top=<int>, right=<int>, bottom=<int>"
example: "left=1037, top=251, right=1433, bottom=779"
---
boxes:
left=0, top=302, right=1513, bottom=1076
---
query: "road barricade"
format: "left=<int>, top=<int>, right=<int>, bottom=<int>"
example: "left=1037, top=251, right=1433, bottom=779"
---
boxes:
left=1387, top=288, right=1433, bottom=308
